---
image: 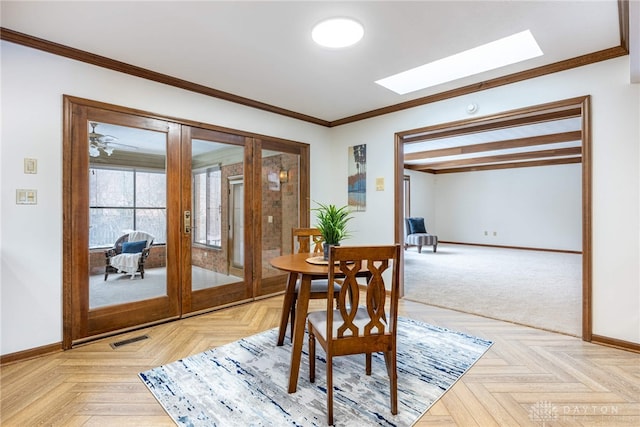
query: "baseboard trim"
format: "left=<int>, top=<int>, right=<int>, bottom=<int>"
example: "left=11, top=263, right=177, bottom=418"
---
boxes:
left=591, top=334, right=640, bottom=353
left=438, top=241, right=582, bottom=254
left=1, top=342, right=62, bottom=366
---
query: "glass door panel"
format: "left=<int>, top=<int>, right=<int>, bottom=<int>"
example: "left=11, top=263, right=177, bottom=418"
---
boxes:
left=66, top=102, right=181, bottom=345
left=258, top=148, right=301, bottom=296
left=88, top=122, right=168, bottom=309
left=183, top=127, right=251, bottom=314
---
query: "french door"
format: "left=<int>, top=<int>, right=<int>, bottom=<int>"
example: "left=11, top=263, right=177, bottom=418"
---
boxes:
left=63, top=97, right=308, bottom=347
left=180, top=127, right=251, bottom=314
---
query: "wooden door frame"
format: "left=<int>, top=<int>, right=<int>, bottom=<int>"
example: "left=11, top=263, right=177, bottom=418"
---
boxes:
left=179, top=126, right=251, bottom=315
left=394, top=96, right=592, bottom=341
left=63, top=96, right=311, bottom=347
left=63, top=97, right=182, bottom=347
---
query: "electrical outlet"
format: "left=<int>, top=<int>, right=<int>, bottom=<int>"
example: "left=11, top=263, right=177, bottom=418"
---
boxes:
left=493, top=231, right=497, bottom=236
left=484, top=231, right=488, bottom=236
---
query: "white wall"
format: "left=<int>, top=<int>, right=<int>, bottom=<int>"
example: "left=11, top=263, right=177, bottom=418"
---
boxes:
left=1, top=42, right=638, bottom=354
left=432, top=164, right=582, bottom=251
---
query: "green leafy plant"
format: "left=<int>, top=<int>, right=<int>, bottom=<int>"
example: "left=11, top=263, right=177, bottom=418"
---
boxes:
left=313, top=202, right=353, bottom=246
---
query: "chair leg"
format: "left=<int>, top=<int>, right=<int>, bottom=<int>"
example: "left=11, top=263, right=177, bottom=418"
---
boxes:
left=289, top=294, right=297, bottom=343
left=389, top=350, right=398, bottom=415
left=277, top=273, right=297, bottom=346
left=383, top=350, right=398, bottom=415
left=104, top=271, right=108, bottom=281
left=433, top=243, right=437, bottom=253
left=365, top=352, right=372, bottom=375
left=309, top=324, right=315, bottom=383
left=327, top=354, right=334, bottom=426
left=417, top=245, right=422, bottom=253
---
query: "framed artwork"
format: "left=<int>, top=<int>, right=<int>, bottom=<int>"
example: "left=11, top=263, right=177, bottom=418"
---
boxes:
left=348, top=144, right=366, bottom=211
left=267, top=171, right=280, bottom=191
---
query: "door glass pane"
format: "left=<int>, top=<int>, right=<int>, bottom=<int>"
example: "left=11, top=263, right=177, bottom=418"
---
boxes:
left=88, top=122, right=167, bottom=309
left=262, top=150, right=300, bottom=281
left=191, top=139, right=244, bottom=291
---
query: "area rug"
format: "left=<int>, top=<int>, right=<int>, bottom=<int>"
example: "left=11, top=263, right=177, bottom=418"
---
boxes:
left=139, top=317, right=492, bottom=426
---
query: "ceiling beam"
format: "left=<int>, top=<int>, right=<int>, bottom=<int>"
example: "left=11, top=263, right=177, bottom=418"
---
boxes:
left=404, top=131, right=582, bottom=161
left=427, top=157, right=583, bottom=174
left=402, top=109, right=582, bottom=144
left=407, top=146, right=582, bottom=171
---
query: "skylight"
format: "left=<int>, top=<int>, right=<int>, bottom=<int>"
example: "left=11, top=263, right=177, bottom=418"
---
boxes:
left=375, top=30, right=543, bottom=95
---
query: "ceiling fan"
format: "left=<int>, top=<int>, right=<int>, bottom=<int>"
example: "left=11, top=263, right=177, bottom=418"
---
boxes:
left=88, top=122, right=137, bottom=157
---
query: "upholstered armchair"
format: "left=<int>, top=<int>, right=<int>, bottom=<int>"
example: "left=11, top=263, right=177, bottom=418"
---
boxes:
left=404, top=217, right=438, bottom=253
left=104, top=231, right=155, bottom=280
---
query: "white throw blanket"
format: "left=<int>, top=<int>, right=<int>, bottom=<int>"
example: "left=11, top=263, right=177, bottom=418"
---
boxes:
left=110, top=253, right=142, bottom=277
left=109, top=231, right=155, bottom=278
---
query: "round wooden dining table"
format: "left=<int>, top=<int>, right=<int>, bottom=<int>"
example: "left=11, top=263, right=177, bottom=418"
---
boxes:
left=270, top=252, right=355, bottom=394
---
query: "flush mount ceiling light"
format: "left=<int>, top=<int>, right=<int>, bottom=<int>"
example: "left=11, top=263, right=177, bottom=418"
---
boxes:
left=312, top=17, right=364, bottom=48
left=376, top=30, right=543, bottom=95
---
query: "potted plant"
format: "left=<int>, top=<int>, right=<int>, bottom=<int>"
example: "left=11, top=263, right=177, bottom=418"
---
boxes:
left=313, top=202, right=354, bottom=260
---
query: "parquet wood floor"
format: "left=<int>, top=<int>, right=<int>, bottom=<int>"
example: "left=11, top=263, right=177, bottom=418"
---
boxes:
left=2, top=297, right=638, bottom=426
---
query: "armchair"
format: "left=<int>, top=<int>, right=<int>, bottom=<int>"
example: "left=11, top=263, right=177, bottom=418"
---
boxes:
left=104, top=231, right=155, bottom=280
left=404, top=217, right=438, bottom=253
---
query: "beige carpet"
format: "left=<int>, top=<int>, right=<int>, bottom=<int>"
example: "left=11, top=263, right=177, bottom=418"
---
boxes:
left=403, top=243, right=582, bottom=336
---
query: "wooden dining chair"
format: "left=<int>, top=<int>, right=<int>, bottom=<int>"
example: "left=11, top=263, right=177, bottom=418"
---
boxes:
left=307, top=244, right=401, bottom=425
left=285, top=228, right=341, bottom=340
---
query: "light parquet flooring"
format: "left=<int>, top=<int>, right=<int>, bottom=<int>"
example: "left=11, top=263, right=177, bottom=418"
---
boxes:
left=2, top=296, right=639, bottom=426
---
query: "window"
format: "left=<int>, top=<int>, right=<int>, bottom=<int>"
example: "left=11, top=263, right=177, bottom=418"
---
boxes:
left=192, top=166, right=222, bottom=248
left=89, top=167, right=166, bottom=248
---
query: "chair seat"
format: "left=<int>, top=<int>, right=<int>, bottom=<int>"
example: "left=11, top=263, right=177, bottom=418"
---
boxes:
left=405, top=233, right=437, bottom=246
left=295, top=279, right=340, bottom=294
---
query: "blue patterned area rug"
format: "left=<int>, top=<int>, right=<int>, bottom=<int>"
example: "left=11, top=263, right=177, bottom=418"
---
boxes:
left=139, top=317, right=492, bottom=426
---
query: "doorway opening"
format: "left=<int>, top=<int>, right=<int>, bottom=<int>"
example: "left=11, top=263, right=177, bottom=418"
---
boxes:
left=395, top=96, right=592, bottom=340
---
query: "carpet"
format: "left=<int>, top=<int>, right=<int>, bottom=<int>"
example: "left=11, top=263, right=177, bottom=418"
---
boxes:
left=403, top=244, right=582, bottom=336
left=139, top=317, right=492, bottom=426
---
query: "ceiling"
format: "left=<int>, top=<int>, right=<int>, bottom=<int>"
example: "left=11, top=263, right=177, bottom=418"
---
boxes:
left=0, top=1, right=634, bottom=172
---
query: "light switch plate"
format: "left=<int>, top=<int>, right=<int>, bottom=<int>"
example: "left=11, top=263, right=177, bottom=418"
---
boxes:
left=376, top=177, right=384, bottom=191
left=16, top=189, right=37, bottom=205
left=24, top=158, right=37, bottom=174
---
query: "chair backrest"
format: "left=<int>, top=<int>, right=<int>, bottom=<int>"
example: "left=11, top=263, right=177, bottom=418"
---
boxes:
left=405, top=217, right=427, bottom=236
left=327, top=244, right=401, bottom=341
left=112, top=232, right=154, bottom=255
left=128, top=230, right=155, bottom=248
left=291, top=227, right=324, bottom=254
left=112, top=234, right=129, bottom=255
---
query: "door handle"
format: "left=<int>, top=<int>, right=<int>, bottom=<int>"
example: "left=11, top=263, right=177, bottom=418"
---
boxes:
left=184, top=210, right=191, bottom=234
